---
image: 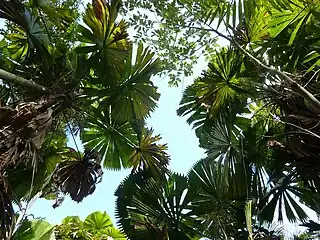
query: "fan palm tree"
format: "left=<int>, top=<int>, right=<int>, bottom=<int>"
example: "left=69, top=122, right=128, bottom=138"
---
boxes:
left=175, top=0, right=320, bottom=227
left=113, top=0, right=320, bottom=238
left=1, top=0, right=320, bottom=239
left=115, top=170, right=203, bottom=240
left=0, top=0, right=168, bottom=237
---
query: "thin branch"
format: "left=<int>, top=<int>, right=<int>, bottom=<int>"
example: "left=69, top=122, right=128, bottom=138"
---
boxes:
left=175, top=0, right=320, bottom=113
left=0, top=69, right=48, bottom=92
left=14, top=193, right=41, bottom=233
left=63, top=113, right=82, bottom=159
left=270, top=113, right=320, bottom=140
left=304, top=68, right=320, bottom=87
left=178, top=23, right=320, bottom=114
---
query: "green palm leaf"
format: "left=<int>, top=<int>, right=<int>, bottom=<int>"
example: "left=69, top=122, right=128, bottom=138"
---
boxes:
left=0, top=0, right=51, bottom=63
left=177, top=79, right=210, bottom=131
left=100, top=227, right=126, bottom=240
left=177, top=47, right=253, bottom=130
left=241, top=121, right=274, bottom=199
left=81, top=109, right=137, bottom=170
left=55, top=211, right=126, bottom=240
left=199, top=118, right=249, bottom=196
left=76, top=0, right=130, bottom=84
left=83, top=211, right=113, bottom=231
left=267, top=0, right=315, bottom=43
left=31, top=0, right=76, bottom=30
left=258, top=170, right=309, bottom=223
left=82, top=112, right=168, bottom=175
left=188, top=160, right=246, bottom=239
left=130, top=128, right=169, bottom=178
left=12, top=219, right=54, bottom=240
left=115, top=171, right=202, bottom=240
left=304, top=49, right=320, bottom=73
left=83, top=43, right=161, bottom=122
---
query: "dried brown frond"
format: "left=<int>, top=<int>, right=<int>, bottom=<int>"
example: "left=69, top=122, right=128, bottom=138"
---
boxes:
left=0, top=176, right=14, bottom=239
left=0, top=100, right=53, bottom=172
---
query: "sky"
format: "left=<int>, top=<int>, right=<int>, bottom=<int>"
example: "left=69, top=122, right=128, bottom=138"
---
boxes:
left=0, top=2, right=318, bottom=238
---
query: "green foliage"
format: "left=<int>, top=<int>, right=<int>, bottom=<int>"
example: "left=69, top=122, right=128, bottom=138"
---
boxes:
left=258, top=171, right=309, bottom=223
left=188, top=160, right=246, bottom=238
left=81, top=110, right=137, bottom=169
left=121, top=0, right=220, bottom=85
left=81, top=114, right=169, bottom=173
left=125, top=0, right=320, bottom=231
left=54, top=211, right=126, bottom=240
left=76, top=0, right=130, bottom=84
left=0, top=0, right=167, bottom=237
left=12, top=219, right=55, bottom=240
left=177, top=47, right=258, bottom=135
left=115, top=171, right=202, bottom=240
left=1, top=0, right=51, bottom=63
left=1, top=0, right=320, bottom=239
left=82, top=42, right=161, bottom=122
left=122, top=0, right=320, bottom=84
left=130, top=128, right=169, bottom=178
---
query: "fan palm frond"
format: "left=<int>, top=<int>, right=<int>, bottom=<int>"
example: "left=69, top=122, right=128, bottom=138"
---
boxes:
left=115, top=171, right=202, bottom=240
left=130, top=128, right=169, bottom=178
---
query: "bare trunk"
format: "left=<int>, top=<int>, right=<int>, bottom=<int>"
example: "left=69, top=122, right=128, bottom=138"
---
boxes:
left=0, top=69, right=48, bottom=92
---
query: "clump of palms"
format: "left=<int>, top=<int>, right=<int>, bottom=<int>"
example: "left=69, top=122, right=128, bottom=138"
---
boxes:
left=1, top=0, right=320, bottom=239
left=0, top=0, right=168, bottom=238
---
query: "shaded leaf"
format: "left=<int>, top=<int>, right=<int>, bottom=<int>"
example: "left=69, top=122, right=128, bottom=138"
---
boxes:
left=115, top=171, right=202, bottom=240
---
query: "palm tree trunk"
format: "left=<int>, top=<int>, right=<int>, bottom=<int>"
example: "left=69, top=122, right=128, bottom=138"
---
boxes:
left=0, top=69, right=48, bottom=92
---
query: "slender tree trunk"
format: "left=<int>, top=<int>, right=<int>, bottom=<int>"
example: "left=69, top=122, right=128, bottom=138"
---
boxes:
left=0, top=69, right=48, bottom=92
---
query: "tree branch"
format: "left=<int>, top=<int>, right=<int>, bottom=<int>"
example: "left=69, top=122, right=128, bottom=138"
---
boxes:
left=180, top=24, right=320, bottom=113
left=231, top=40, right=320, bottom=113
left=270, top=113, right=320, bottom=140
left=0, top=69, right=48, bottom=92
